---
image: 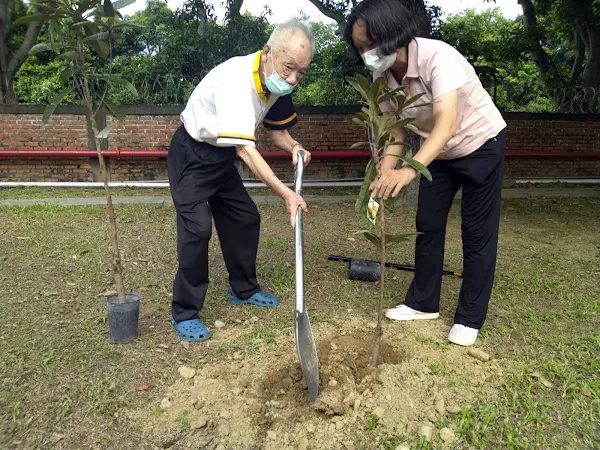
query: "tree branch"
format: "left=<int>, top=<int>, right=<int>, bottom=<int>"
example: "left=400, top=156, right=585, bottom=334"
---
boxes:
left=518, top=0, right=556, bottom=85
left=7, top=21, right=43, bottom=77
left=306, top=0, right=345, bottom=26
left=570, top=28, right=585, bottom=84
left=225, top=0, right=244, bottom=21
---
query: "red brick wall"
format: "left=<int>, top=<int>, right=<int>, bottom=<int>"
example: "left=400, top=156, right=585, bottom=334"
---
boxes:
left=0, top=106, right=598, bottom=182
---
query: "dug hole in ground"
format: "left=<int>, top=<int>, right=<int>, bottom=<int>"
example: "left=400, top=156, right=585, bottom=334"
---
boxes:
left=135, top=316, right=505, bottom=450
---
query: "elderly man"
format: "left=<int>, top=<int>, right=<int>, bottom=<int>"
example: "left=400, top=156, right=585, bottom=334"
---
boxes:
left=167, top=20, right=314, bottom=342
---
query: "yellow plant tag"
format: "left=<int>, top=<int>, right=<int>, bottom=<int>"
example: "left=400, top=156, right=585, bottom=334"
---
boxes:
left=367, top=197, right=379, bottom=225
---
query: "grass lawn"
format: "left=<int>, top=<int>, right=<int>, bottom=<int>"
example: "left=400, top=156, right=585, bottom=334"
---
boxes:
left=0, top=197, right=598, bottom=450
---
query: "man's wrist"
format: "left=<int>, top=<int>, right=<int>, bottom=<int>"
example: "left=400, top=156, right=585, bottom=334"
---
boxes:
left=290, top=142, right=302, bottom=153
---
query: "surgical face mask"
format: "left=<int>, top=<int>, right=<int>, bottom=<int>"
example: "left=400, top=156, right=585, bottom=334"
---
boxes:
left=361, top=47, right=397, bottom=72
left=264, top=50, right=296, bottom=96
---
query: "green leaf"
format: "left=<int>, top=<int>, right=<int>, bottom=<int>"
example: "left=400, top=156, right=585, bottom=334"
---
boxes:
left=384, top=232, right=422, bottom=245
left=109, top=77, right=138, bottom=97
left=346, top=76, right=370, bottom=103
left=83, top=31, right=110, bottom=42
left=13, top=14, right=53, bottom=25
left=353, top=230, right=381, bottom=248
left=112, top=0, right=136, bottom=9
left=97, top=122, right=119, bottom=139
left=103, top=0, right=116, bottom=17
left=103, top=102, right=126, bottom=121
left=57, top=50, right=78, bottom=61
left=402, top=92, right=427, bottom=110
left=405, top=123, right=419, bottom=134
left=88, top=39, right=110, bottom=59
left=350, top=142, right=368, bottom=150
left=28, top=43, right=53, bottom=55
left=59, top=67, right=74, bottom=84
left=41, top=88, right=72, bottom=130
left=355, top=159, right=376, bottom=216
left=397, top=156, right=432, bottom=182
left=351, top=117, right=367, bottom=129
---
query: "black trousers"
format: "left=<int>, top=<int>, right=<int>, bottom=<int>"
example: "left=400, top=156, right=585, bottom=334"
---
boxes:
left=167, top=125, right=261, bottom=322
left=404, top=130, right=506, bottom=329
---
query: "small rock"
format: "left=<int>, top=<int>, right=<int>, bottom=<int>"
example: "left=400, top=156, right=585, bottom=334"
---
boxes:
left=282, top=377, right=294, bottom=389
left=178, top=365, right=196, bottom=379
left=193, top=399, right=204, bottom=410
left=435, top=396, right=446, bottom=416
left=331, top=416, right=344, bottom=423
left=427, top=411, right=438, bottom=423
left=336, top=420, right=344, bottom=430
left=158, top=343, right=169, bottom=349
left=181, top=341, right=190, bottom=349
left=233, top=351, right=243, bottom=360
left=331, top=343, right=338, bottom=350
left=340, top=330, right=347, bottom=336
left=395, top=446, right=410, bottom=450
left=298, top=436, right=309, bottom=450
left=160, top=398, right=172, bottom=410
left=215, top=445, right=226, bottom=450
left=328, top=378, right=338, bottom=387
left=220, top=410, right=231, bottom=419
left=386, top=395, right=392, bottom=402
left=267, top=430, right=277, bottom=440
left=218, top=424, right=230, bottom=436
left=249, top=403, right=263, bottom=415
left=214, top=320, right=226, bottom=329
left=440, top=427, right=456, bottom=443
left=250, top=316, right=259, bottom=323
left=232, top=388, right=243, bottom=396
left=190, top=417, right=207, bottom=429
left=306, top=423, right=315, bottom=433
left=50, top=433, right=65, bottom=444
left=270, top=400, right=281, bottom=408
left=447, top=403, right=461, bottom=414
left=343, top=443, right=355, bottom=450
left=367, top=322, right=377, bottom=329
left=418, top=425, right=433, bottom=441
left=235, top=319, right=242, bottom=324
left=467, top=348, right=490, bottom=362
left=372, top=407, right=385, bottom=418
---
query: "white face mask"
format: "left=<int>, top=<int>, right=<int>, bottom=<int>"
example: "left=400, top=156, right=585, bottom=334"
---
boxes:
left=361, top=47, right=397, bottom=72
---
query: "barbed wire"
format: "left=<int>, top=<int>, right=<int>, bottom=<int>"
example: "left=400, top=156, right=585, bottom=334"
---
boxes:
left=94, top=73, right=600, bottom=113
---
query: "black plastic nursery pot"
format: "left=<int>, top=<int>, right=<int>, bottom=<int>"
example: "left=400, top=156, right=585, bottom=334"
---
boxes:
left=106, top=293, right=141, bottom=344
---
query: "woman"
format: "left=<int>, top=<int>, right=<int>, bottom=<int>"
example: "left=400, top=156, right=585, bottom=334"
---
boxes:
left=344, top=0, right=507, bottom=346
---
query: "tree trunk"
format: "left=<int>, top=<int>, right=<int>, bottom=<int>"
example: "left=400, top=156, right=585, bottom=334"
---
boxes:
left=398, top=130, right=421, bottom=209
left=371, top=194, right=385, bottom=367
left=308, top=0, right=430, bottom=36
left=580, top=27, right=600, bottom=87
left=518, top=0, right=558, bottom=88
left=79, top=47, right=126, bottom=302
left=0, top=3, right=44, bottom=104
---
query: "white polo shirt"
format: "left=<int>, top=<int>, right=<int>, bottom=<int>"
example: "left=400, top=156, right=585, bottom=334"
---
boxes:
left=180, top=50, right=298, bottom=148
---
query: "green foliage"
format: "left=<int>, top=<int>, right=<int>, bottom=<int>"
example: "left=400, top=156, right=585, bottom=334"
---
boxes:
left=346, top=73, right=432, bottom=251
left=17, top=0, right=140, bottom=132
left=14, top=59, right=77, bottom=104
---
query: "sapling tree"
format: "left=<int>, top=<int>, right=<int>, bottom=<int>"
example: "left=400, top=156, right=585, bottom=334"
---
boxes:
left=16, top=0, right=139, bottom=302
left=346, top=74, right=432, bottom=366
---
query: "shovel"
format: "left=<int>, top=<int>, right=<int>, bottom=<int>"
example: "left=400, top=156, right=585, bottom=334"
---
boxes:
left=294, top=149, right=319, bottom=401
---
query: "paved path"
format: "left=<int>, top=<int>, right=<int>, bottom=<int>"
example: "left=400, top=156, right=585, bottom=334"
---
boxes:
left=0, top=187, right=599, bottom=207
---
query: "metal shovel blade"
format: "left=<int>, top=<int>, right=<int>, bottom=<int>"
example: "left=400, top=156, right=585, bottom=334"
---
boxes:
left=293, top=150, right=319, bottom=401
left=295, top=310, right=319, bottom=401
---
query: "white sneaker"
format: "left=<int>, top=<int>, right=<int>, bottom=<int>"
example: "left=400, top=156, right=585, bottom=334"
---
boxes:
left=448, top=324, right=479, bottom=346
left=385, top=304, right=440, bottom=321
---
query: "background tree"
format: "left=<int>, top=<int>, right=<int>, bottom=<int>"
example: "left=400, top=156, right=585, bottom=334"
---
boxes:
left=0, top=0, right=45, bottom=103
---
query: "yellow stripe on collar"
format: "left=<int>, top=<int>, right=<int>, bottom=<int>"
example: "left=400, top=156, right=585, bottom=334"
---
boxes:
left=253, top=51, right=268, bottom=104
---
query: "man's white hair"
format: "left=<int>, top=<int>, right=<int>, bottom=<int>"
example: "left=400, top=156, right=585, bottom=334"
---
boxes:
left=267, top=19, right=315, bottom=57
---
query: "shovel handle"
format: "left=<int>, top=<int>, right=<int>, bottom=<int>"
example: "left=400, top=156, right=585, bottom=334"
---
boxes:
left=294, top=150, right=305, bottom=314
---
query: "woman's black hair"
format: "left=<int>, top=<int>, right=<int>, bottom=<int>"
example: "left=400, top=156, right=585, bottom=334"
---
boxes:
left=343, top=0, right=419, bottom=60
